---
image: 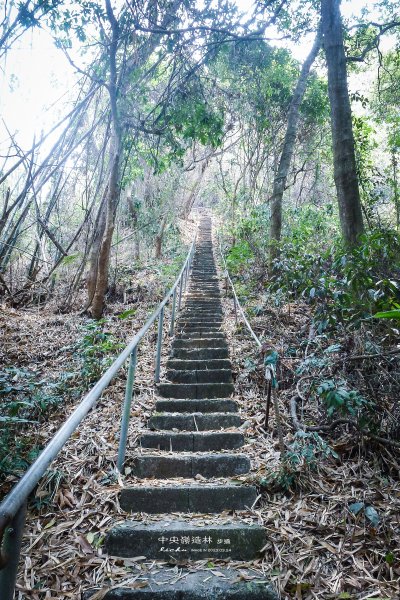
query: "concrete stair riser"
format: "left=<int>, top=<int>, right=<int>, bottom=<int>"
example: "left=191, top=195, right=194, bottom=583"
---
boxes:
left=166, top=368, right=233, bottom=383
left=173, top=338, right=228, bottom=350
left=170, top=348, right=229, bottom=360
left=155, top=399, right=238, bottom=413
left=129, top=454, right=250, bottom=478
left=105, top=521, right=266, bottom=561
left=119, top=485, right=258, bottom=513
left=149, top=412, right=241, bottom=431
left=158, top=381, right=234, bottom=398
left=84, top=568, right=278, bottom=599
left=166, top=358, right=232, bottom=370
left=139, top=431, right=244, bottom=451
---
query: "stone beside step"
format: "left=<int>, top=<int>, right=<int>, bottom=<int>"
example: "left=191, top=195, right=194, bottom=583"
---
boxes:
left=120, top=484, right=258, bottom=513
left=105, top=520, right=266, bottom=561
left=129, top=453, right=250, bottom=478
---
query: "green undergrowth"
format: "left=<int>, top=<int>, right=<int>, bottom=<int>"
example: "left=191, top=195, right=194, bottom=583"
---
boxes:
left=222, top=213, right=400, bottom=490
left=0, top=320, right=123, bottom=482
left=1, top=240, right=188, bottom=483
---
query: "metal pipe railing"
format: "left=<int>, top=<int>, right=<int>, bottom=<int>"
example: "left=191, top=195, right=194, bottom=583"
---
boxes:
left=218, top=238, right=261, bottom=348
left=218, top=236, right=284, bottom=440
left=0, top=236, right=196, bottom=600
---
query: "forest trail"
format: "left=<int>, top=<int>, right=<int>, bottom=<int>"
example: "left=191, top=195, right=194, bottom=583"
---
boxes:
left=85, top=217, right=277, bottom=598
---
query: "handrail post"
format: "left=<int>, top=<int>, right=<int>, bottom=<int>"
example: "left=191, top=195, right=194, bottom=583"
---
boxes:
left=117, top=347, right=138, bottom=472
left=0, top=501, right=27, bottom=600
left=154, top=306, right=164, bottom=383
left=169, top=288, right=177, bottom=337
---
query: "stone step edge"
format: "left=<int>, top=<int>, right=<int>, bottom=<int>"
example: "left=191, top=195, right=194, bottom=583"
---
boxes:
left=119, top=484, right=258, bottom=513
left=104, top=520, right=266, bottom=561
left=82, top=567, right=278, bottom=600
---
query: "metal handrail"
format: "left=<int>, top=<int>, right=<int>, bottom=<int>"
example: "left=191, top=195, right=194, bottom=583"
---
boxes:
left=0, top=236, right=196, bottom=599
left=218, top=238, right=262, bottom=348
left=218, top=237, right=285, bottom=446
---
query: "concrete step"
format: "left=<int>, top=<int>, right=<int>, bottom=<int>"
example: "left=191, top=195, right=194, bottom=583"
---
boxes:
left=157, top=381, right=233, bottom=398
left=155, top=399, right=238, bottom=413
left=186, top=294, right=221, bottom=300
left=178, top=317, right=222, bottom=323
left=182, top=307, right=222, bottom=313
left=130, top=453, right=250, bottom=478
left=175, top=331, right=226, bottom=339
left=176, top=330, right=223, bottom=337
left=181, top=312, right=223, bottom=319
left=176, top=325, right=223, bottom=333
left=84, top=567, right=278, bottom=599
left=139, top=431, right=244, bottom=451
left=166, top=369, right=232, bottom=383
left=166, top=358, right=232, bottom=370
left=149, top=412, right=241, bottom=431
left=120, top=484, right=257, bottom=513
left=181, top=310, right=223, bottom=317
left=182, top=306, right=222, bottom=313
left=105, top=520, right=266, bottom=561
left=173, top=338, right=228, bottom=350
left=171, top=348, right=229, bottom=360
left=166, top=369, right=232, bottom=384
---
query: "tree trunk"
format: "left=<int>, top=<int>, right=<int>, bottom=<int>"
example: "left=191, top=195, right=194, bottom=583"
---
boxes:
left=269, top=26, right=322, bottom=268
left=86, top=0, right=121, bottom=319
left=155, top=214, right=168, bottom=259
left=321, top=0, right=364, bottom=245
left=181, top=159, right=209, bottom=219
left=86, top=194, right=107, bottom=309
left=127, top=194, right=140, bottom=260
left=392, top=150, right=400, bottom=229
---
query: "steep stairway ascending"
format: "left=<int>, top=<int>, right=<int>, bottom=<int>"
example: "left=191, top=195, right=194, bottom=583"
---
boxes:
left=85, top=217, right=277, bottom=599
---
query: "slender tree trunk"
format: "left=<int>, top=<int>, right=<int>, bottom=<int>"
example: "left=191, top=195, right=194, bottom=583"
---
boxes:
left=127, top=194, right=140, bottom=260
left=86, top=194, right=107, bottom=307
left=392, top=150, right=400, bottom=229
left=181, top=158, right=209, bottom=219
left=269, top=26, right=322, bottom=268
left=321, top=0, right=364, bottom=245
left=87, top=0, right=121, bottom=319
left=155, top=214, right=168, bottom=259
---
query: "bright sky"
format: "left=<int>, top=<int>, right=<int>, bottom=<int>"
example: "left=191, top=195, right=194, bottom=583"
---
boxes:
left=0, top=0, right=394, bottom=155
left=0, top=29, right=78, bottom=152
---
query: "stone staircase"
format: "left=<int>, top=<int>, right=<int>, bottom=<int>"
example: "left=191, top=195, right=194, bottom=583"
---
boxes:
left=85, top=217, right=277, bottom=599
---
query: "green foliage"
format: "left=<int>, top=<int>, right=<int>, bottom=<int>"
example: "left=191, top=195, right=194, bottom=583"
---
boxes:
left=0, top=366, right=77, bottom=479
left=352, top=115, right=383, bottom=214
left=271, top=228, right=400, bottom=329
left=0, top=366, right=75, bottom=421
left=76, top=319, right=123, bottom=384
left=226, top=240, right=253, bottom=274
left=261, top=431, right=338, bottom=491
left=168, top=95, right=224, bottom=148
left=317, top=380, right=369, bottom=417
left=374, top=309, right=400, bottom=320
